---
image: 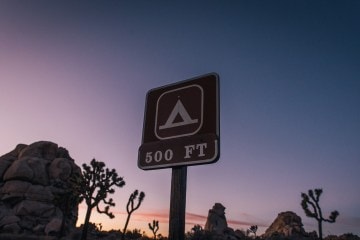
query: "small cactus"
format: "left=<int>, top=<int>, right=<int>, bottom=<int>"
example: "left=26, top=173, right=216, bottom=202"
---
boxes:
left=247, top=225, right=258, bottom=237
left=148, top=220, right=159, bottom=240
left=121, top=190, right=145, bottom=240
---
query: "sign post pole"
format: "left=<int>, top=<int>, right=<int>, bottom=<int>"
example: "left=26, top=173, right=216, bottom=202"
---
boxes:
left=168, top=166, right=187, bottom=240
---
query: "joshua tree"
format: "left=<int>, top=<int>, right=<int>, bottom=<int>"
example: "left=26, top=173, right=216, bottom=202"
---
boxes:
left=301, top=188, right=339, bottom=240
left=247, top=225, right=258, bottom=237
left=121, top=190, right=145, bottom=240
left=79, top=159, right=125, bottom=240
left=149, top=220, right=159, bottom=240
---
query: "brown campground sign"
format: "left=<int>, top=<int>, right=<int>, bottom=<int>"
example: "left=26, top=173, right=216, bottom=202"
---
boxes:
left=138, top=73, right=220, bottom=170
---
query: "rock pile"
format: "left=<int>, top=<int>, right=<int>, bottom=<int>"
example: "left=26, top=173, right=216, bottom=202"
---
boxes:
left=202, top=205, right=319, bottom=240
left=0, top=141, right=82, bottom=237
left=263, top=211, right=316, bottom=240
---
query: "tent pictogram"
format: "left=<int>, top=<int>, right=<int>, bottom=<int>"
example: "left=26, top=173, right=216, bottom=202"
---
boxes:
left=159, top=99, right=198, bottom=130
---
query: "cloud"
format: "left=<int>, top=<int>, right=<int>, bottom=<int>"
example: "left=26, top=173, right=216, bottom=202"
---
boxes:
left=131, top=211, right=170, bottom=222
left=186, top=212, right=207, bottom=222
left=79, top=203, right=269, bottom=230
left=120, top=210, right=268, bottom=228
left=228, top=219, right=268, bottom=228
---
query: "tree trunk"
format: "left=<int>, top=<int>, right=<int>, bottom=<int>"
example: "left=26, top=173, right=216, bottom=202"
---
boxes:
left=81, top=206, right=93, bottom=240
left=318, top=220, right=323, bottom=240
left=121, top=213, right=132, bottom=240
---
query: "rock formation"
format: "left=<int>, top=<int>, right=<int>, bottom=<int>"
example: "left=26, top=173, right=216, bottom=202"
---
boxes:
left=263, top=211, right=315, bottom=240
left=0, top=141, right=82, bottom=237
left=204, top=203, right=244, bottom=240
left=205, top=203, right=228, bottom=235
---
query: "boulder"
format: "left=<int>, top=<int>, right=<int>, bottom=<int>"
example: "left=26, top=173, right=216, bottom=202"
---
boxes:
left=2, top=222, right=21, bottom=234
left=3, top=158, right=34, bottom=182
left=1, top=180, right=31, bottom=202
left=49, top=158, right=72, bottom=180
left=27, top=157, right=49, bottom=185
left=44, top=218, right=62, bottom=236
left=0, top=215, right=20, bottom=227
left=0, top=141, right=82, bottom=237
left=18, top=141, right=57, bottom=160
left=25, top=184, right=54, bottom=202
left=0, top=144, right=27, bottom=178
left=14, top=200, right=55, bottom=217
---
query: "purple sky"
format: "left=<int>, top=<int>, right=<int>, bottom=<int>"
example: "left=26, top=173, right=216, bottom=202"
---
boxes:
left=1, top=1, right=359, bottom=236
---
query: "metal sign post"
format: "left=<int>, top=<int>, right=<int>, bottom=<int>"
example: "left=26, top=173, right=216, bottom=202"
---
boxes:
left=138, top=73, right=220, bottom=239
left=169, top=166, right=187, bottom=240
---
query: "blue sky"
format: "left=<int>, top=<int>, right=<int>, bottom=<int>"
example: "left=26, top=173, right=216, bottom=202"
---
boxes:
left=0, top=1, right=359, bottom=236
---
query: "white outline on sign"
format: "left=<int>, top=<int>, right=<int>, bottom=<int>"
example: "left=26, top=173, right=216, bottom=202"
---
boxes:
left=155, top=84, right=203, bottom=140
left=159, top=99, right=198, bottom=129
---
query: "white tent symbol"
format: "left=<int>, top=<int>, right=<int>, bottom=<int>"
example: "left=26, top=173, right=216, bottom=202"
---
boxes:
left=159, top=99, right=198, bottom=130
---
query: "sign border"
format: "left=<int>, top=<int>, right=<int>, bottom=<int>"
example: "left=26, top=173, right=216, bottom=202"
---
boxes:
left=139, top=72, right=220, bottom=170
left=154, top=84, right=204, bottom=140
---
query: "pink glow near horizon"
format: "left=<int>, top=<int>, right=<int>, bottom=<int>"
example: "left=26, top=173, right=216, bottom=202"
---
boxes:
left=76, top=204, right=269, bottom=236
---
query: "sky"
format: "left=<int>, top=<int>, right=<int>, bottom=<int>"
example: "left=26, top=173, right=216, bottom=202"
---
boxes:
left=1, top=0, right=359, bottom=237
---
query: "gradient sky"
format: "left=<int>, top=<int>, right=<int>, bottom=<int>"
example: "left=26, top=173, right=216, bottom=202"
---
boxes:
left=1, top=1, right=359, bottom=237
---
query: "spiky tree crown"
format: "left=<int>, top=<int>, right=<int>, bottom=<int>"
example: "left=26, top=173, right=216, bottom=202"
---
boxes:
left=127, top=190, right=145, bottom=214
left=149, top=220, right=159, bottom=232
left=81, top=158, right=125, bottom=218
left=149, top=220, right=159, bottom=239
left=301, top=188, right=339, bottom=222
